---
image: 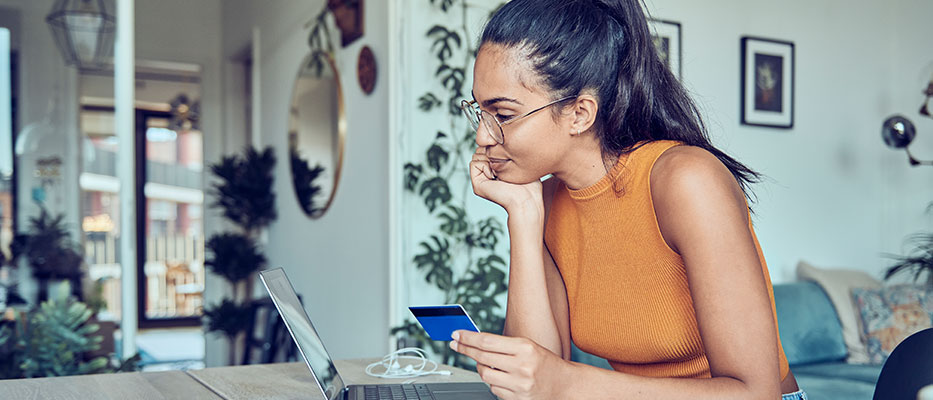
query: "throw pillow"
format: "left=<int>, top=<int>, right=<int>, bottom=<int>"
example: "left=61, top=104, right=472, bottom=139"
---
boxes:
left=797, top=261, right=882, bottom=364
left=851, top=284, right=933, bottom=365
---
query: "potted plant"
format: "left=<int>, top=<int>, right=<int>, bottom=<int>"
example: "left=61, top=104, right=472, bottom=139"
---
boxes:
left=9, top=206, right=84, bottom=303
left=203, top=146, right=276, bottom=365
left=0, top=284, right=140, bottom=379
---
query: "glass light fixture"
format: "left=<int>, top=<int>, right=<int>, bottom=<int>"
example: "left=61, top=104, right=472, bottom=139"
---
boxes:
left=881, top=115, right=932, bottom=167
left=45, top=0, right=115, bottom=70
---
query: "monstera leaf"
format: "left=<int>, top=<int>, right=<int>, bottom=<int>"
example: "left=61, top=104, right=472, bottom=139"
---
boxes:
left=427, top=25, right=461, bottom=62
left=413, top=236, right=453, bottom=291
left=419, top=177, right=452, bottom=212
left=438, top=205, right=468, bottom=236
left=418, top=93, right=443, bottom=112
left=427, top=143, right=450, bottom=172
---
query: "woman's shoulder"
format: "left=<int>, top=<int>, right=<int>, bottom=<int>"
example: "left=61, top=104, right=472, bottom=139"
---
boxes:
left=650, top=144, right=747, bottom=214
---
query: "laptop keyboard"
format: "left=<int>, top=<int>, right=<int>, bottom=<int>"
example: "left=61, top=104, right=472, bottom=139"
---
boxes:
left=363, top=384, right=434, bottom=400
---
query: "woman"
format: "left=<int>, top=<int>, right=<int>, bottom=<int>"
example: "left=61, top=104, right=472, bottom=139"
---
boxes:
left=449, top=0, right=805, bottom=399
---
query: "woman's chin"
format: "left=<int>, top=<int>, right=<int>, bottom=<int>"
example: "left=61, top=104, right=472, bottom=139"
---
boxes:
left=495, top=171, right=545, bottom=185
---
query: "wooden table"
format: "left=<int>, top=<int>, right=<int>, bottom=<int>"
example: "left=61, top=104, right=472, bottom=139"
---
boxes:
left=0, top=370, right=220, bottom=400
left=0, top=359, right=484, bottom=400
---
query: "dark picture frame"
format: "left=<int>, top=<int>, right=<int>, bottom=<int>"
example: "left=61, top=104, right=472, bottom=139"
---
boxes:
left=741, top=36, right=794, bottom=129
left=649, top=19, right=682, bottom=80
left=327, top=0, right=364, bottom=48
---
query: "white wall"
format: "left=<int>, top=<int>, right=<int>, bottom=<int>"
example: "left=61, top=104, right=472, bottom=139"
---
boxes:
left=220, top=0, right=391, bottom=361
left=642, top=0, right=933, bottom=281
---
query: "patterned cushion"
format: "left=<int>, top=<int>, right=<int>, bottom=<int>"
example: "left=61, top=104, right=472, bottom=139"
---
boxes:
left=851, top=284, right=933, bottom=364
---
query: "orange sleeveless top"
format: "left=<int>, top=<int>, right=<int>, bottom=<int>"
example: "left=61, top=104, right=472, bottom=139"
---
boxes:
left=544, top=140, right=789, bottom=380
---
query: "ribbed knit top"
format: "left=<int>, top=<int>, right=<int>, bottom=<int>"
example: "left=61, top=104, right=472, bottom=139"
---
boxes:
left=544, top=140, right=789, bottom=380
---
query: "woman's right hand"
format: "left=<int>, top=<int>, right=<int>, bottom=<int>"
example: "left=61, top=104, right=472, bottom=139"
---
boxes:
left=471, top=146, right=544, bottom=224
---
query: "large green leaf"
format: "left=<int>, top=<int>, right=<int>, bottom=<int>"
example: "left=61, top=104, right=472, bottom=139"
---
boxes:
left=413, top=236, right=453, bottom=291
left=426, top=25, right=461, bottom=62
left=418, top=93, right=443, bottom=112
left=418, top=177, right=452, bottom=212
left=403, top=163, right=424, bottom=192
left=465, top=217, right=504, bottom=250
left=438, top=205, right=468, bottom=236
left=426, top=143, right=450, bottom=172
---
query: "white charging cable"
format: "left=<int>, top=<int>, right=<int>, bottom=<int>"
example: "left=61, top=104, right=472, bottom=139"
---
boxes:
left=365, top=347, right=453, bottom=382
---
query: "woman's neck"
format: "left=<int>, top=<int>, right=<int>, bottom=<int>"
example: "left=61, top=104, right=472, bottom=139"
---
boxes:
left=552, top=139, right=618, bottom=190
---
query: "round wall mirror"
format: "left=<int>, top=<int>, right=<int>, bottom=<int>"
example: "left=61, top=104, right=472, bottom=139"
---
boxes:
left=288, top=51, right=345, bottom=218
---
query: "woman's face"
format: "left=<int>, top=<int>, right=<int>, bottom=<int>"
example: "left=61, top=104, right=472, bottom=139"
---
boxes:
left=470, top=44, right=575, bottom=184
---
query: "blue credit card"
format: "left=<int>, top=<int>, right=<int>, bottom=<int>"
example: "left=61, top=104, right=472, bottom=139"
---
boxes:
left=409, top=305, right=481, bottom=341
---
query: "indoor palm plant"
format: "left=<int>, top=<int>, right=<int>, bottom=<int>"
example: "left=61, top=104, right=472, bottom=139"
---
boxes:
left=884, top=202, right=933, bottom=287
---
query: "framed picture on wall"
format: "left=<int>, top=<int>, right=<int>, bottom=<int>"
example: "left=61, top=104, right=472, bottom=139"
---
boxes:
left=648, top=19, right=681, bottom=80
left=741, top=36, right=795, bottom=128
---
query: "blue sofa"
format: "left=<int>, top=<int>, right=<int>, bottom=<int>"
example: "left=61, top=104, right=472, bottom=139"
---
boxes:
left=774, top=281, right=880, bottom=399
left=569, top=281, right=881, bottom=399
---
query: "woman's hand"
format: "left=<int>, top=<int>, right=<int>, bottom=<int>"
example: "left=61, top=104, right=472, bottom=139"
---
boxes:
left=470, top=146, right=544, bottom=222
left=450, top=330, right=570, bottom=400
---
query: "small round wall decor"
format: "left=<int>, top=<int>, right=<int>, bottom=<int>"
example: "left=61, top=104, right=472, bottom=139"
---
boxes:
left=357, top=45, right=377, bottom=95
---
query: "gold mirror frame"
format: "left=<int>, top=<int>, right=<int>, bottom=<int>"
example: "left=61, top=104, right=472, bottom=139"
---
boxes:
left=288, top=51, right=346, bottom=219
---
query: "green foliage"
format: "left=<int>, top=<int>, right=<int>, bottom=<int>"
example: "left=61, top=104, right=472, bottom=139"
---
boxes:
left=290, top=148, right=327, bottom=217
left=885, top=231, right=933, bottom=287
left=203, top=145, right=277, bottom=364
left=205, top=233, right=268, bottom=284
left=203, top=299, right=253, bottom=339
left=84, top=279, right=107, bottom=315
left=429, top=0, right=457, bottom=12
left=418, top=93, right=443, bottom=112
left=10, top=206, right=83, bottom=280
left=210, top=147, right=277, bottom=231
left=0, top=296, right=109, bottom=379
left=394, top=0, right=509, bottom=370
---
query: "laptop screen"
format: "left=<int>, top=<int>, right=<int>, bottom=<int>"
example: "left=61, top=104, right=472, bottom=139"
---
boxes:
left=259, top=268, right=346, bottom=400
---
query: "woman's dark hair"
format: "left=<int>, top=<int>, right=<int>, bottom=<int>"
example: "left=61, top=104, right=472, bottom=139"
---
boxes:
left=481, top=0, right=761, bottom=199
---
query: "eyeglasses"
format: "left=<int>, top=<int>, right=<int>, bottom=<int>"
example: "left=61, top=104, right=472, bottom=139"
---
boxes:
left=460, top=96, right=577, bottom=144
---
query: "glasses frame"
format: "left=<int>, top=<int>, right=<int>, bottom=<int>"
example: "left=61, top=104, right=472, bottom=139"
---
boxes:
left=460, top=96, right=577, bottom=144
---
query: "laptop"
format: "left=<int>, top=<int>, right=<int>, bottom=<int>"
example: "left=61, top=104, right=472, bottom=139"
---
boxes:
left=259, top=268, right=497, bottom=400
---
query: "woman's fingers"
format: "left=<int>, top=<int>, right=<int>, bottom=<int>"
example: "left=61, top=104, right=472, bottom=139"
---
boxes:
left=476, top=364, right=514, bottom=394
left=454, top=331, right=529, bottom=356
left=471, top=148, right=496, bottom=180
left=451, top=340, right=517, bottom=373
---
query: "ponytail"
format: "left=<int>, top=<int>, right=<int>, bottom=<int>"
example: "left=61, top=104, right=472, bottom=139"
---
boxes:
left=481, top=0, right=762, bottom=200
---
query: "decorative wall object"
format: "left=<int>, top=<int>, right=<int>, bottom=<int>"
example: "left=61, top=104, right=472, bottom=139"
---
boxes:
left=327, top=0, right=364, bottom=47
left=648, top=19, right=681, bottom=79
left=288, top=52, right=344, bottom=218
left=741, top=36, right=795, bottom=128
left=357, top=45, right=377, bottom=95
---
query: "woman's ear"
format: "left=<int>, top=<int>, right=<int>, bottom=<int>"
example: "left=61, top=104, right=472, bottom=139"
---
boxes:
left=570, top=94, right=598, bottom=135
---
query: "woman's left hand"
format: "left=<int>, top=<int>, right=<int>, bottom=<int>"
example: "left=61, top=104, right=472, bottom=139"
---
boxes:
left=449, top=330, right=570, bottom=400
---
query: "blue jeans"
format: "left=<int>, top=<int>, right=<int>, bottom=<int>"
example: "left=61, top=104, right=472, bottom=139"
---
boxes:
left=782, top=390, right=808, bottom=400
